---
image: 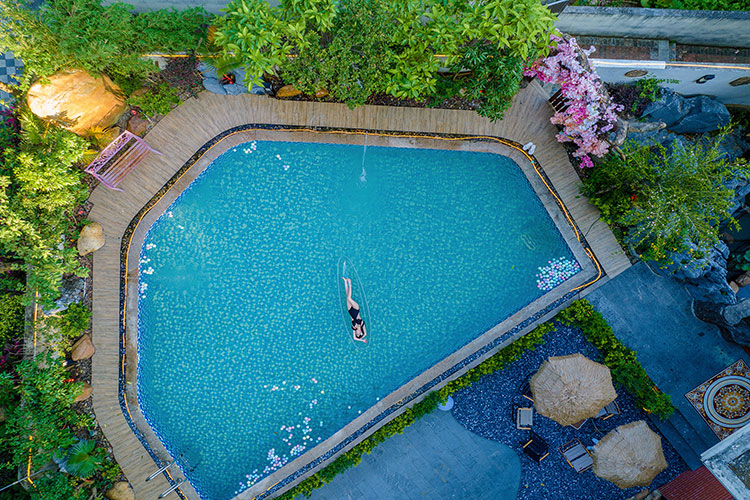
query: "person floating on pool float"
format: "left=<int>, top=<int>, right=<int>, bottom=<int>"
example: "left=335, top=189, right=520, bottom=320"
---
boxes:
left=342, top=277, right=367, bottom=343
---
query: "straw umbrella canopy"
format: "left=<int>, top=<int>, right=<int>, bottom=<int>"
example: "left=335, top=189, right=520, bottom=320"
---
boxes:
left=592, top=420, right=668, bottom=489
left=530, top=353, right=617, bottom=426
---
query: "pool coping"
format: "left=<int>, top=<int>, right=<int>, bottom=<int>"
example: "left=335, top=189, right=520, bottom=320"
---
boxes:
left=118, top=125, right=601, bottom=500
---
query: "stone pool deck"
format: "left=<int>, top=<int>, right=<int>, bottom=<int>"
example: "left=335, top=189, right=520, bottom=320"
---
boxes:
left=88, top=85, right=630, bottom=500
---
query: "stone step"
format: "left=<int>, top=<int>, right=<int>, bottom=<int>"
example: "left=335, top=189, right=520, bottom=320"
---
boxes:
left=648, top=414, right=703, bottom=471
left=667, top=407, right=715, bottom=457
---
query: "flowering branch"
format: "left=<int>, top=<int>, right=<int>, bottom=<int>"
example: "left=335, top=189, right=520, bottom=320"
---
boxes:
left=524, top=34, right=622, bottom=168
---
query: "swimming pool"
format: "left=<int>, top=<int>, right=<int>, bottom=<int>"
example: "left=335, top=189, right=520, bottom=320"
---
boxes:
left=135, top=135, right=587, bottom=500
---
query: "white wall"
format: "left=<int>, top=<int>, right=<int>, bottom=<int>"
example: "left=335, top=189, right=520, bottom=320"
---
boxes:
left=591, top=59, right=750, bottom=107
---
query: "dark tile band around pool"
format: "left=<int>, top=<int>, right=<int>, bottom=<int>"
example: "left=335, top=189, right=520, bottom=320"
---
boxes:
left=117, top=125, right=603, bottom=500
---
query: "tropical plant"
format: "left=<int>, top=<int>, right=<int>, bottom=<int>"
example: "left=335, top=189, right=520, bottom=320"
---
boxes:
left=59, top=439, right=104, bottom=478
left=0, top=111, right=90, bottom=306
left=524, top=34, right=622, bottom=168
left=582, top=128, right=749, bottom=263
left=0, top=352, right=90, bottom=470
left=127, top=83, right=182, bottom=119
left=438, top=42, right=525, bottom=122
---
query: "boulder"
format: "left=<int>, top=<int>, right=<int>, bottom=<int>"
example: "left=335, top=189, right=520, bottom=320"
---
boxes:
left=642, top=89, right=692, bottom=128
left=654, top=241, right=736, bottom=305
left=77, top=222, right=105, bottom=256
left=276, top=85, right=301, bottom=98
left=642, top=89, right=730, bottom=134
left=71, top=334, right=95, bottom=361
left=315, top=89, right=329, bottom=98
left=27, top=70, right=127, bottom=136
left=670, top=96, right=730, bottom=134
left=43, top=276, right=86, bottom=315
left=224, top=83, right=247, bottom=96
left=105, top=482, right=135, bottom=500
left=126, top=115, right=148, bottom=136
left=74, top=382, right=93, bottom=402
left=695, top=299, right=750, bottom=347
left=202, top=77, right=226, bottom=95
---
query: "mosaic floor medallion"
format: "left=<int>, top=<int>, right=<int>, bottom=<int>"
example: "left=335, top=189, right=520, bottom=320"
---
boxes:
left=686, top=359, right=750, bottom=440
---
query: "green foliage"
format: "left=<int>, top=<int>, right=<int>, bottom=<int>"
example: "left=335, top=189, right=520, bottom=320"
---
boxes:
left=0, top=352, right=91, bottom=471
left=0, top=0, right=211, bottom=91
left=581, top=128, right=749, bottom=263
left=40, top=303, right=91, bottom=351
left=62, top=439, right=104, bottom=478
left=641, top=0, right=749, bottom=10
left=557, top=300, right=675, bottom=419
left=632, top=76, right=678, bottom=112
left=282, top=0, right=396, bottom=107
left=28, top=472, right=89, bottom=500
left=127, top=83, right=181, bottom=118
left=216, top=0, right=555, bottom=105
left=0, top=111, right=89, bottom=306
left=729, top=249, right=750, bottom=272
left=437, top=42, right=524, bottom=122
left=0, top=294, right=25, bottom=345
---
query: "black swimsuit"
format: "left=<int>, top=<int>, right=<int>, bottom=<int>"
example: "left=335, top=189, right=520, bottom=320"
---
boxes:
left=348, top=306, right=364, bottom=329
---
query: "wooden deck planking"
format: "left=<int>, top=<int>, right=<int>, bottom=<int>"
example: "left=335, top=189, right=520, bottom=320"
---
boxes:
left=89, top=83, right=630, bottom=500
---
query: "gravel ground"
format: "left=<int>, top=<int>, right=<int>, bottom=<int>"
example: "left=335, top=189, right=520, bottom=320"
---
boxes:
left=451, top=323, right=688, bottom=500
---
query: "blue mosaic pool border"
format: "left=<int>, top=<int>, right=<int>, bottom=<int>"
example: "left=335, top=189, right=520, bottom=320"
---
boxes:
left=117, top=124, right=602, bottom=500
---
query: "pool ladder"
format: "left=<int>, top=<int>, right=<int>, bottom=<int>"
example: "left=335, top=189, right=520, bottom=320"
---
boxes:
left=158, top=479, right=185, bottom=498
left=146, top=460, right=175, bottom=482
left=146, top=460, right=184, bottom=498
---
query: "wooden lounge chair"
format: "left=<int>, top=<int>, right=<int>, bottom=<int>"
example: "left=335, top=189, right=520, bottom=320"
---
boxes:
left=515, top=405, right=534, bottom=430
left=522, top=431, right=549, bottom=463
left=560, top=439, right=593, bottom=473
left=595, top=400, right=621, bottom=420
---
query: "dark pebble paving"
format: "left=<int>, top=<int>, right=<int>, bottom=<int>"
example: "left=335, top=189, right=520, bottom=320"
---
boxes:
left=451, top=323, right=688, bottom=500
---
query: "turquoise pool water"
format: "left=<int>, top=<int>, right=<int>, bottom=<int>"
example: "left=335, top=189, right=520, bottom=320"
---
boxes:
left=136, top=140, right=580, bottom=500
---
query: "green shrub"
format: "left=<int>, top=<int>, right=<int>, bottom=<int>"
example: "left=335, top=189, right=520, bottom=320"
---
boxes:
left=40, top=303, right=91, bottom=351
left=0, top=294, right=25, bottom=345
left=0, top=111, right=90, bottom=306
left=581, top=128, right=749, bottom=263
left=642, top=0, right=749, bottom=11
left=0, top=352, right=91, bottom=471
left=0, top=0, right=211, bottom=91
left=127, top=83, right=181, bottom=119
left=215, top=0, right=555, bottom=106
left=557, top=300, right=675, bottom=419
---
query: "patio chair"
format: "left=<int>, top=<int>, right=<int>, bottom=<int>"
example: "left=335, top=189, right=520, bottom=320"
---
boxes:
left=522, top=431, right=549, bottom=463
left=570, top=418, right=589, bottom=430
left=515, top=405, right=534, bottom=430
left=595, top=400, right=621, bottom=420
left=520, top=374, right=534, bottom=403
left=560, top=439, right=593, bottom=473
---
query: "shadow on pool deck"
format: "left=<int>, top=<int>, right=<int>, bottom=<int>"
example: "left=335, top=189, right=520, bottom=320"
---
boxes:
left=305, top=410, right=521, bottom=500
left=587, top=261, right=750, bottom=458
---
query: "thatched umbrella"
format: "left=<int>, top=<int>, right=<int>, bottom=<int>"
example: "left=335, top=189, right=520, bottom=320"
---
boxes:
left=593, top=420, right=668, bottom=488
left=530, top=353, right=617, bottom=426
